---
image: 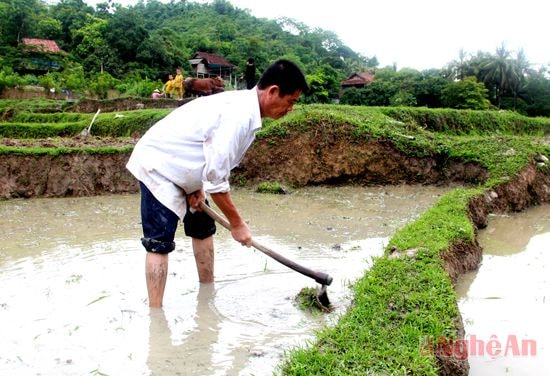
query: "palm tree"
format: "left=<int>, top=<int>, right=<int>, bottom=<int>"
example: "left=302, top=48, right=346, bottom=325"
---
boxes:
left=509, top=49, right=530, bottom=109
left=446, top=49, right=469, bottom=81
left=479, top=43, right=513, bottom=108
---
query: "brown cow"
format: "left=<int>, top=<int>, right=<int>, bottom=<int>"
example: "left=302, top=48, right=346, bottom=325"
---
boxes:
left=184, top=76, right=225, bottom=97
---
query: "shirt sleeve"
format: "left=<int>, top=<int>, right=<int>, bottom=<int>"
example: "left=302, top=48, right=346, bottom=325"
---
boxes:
left=202, top=112, right=253, bottom=194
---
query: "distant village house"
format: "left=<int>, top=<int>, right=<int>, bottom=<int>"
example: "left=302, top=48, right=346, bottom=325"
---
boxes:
left=188, top=51, right=236, bottom=82
left=341, top=72, right=374, bottom=90
left=18, top=38, right=65, bottom=73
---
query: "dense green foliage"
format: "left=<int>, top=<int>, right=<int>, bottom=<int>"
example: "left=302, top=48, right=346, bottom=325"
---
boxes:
left=1, top=0, right=548, bottom=115
left=339, top=63, right=550, bottom=116
left=0, top=0, right=372, bottom=97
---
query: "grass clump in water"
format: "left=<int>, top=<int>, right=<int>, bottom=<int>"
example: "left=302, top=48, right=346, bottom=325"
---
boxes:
left=255, top=181, right=288, bottom=194
left=295, top=287, right=330, bottom=314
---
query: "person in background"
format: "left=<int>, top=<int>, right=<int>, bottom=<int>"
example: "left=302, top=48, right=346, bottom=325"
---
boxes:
left=245, top=57, right=257, bottom=89
left=151, top=89, right=162, bottom=99
left=126, top=59, right=309, bottom=307
left=174, top=68, right=184, bottom=100
left=162, top=74, right=175, bottom=98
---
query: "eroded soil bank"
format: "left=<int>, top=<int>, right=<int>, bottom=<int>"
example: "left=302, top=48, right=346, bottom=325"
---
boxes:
left=443, top=164, right=550, bottom=286
left=0, top=140, right=487, bottom=199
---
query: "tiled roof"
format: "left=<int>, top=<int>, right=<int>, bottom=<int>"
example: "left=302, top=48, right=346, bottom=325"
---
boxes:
left=193, top=51, right=235, bottom=67
left=342, top=72, right=374, bottom=86
left=21, top=38, right=63, bottom=54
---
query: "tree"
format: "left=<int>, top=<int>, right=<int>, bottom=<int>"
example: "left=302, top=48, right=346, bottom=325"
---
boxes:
left=104, top=8, right=149, bottom=65
left=340, top=87, right=367, bottom=105
left=71, top=15, right=121, bottom=75
left=523, top=66, right=550, bottom=117
left=136, top=28, right=187, bottom=78
left=89, top=71, right=119, bottom=99
left=36, top=18, right=63, bottom=40
left=441, top=76, right=491, bottom=110
left=52, top=0, right=94, bottom=49
left=478, top=43, right=515, bottom=108
left=413, top=70, right=448, bottom=108
left=0, top=0, right=46, bottom=45
left=445, top=49, right=469, bottom=81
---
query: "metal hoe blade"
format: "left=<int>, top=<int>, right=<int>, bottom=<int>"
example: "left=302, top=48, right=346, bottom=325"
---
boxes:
left=316, top=284, right=332, bottom=312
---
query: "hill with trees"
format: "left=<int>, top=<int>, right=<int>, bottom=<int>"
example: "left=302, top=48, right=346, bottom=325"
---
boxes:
left=0, top=0, right=549, bottom=116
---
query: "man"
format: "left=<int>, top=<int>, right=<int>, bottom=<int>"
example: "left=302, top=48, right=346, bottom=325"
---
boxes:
left=126, top=59, right=309, bottom=307
left=245, top=57, right=256, bottom=89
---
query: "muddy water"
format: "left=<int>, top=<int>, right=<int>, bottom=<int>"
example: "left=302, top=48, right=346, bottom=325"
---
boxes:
left=0, top=185, right=449, bottom=376
left=456, top=205, right=550, bottom=376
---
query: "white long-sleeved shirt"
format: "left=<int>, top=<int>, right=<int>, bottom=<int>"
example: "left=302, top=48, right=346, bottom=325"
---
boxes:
left=126, top=88, right=262, bottom=218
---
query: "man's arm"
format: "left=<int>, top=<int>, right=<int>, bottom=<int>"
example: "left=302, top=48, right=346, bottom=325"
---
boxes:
left=199, top=191, right=252, bottom=247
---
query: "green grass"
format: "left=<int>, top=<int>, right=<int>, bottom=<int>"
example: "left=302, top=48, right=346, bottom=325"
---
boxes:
left=0, top=145, right=133, bottom=156
left=256, top=181, right=288, bottom=194
left=279, top=190, right=477, bottom=374
left=0, top=98, right=69, bottom=114
left=269, top=106, right=548, bottom=375
left=0, top=109, right=170, bottom=139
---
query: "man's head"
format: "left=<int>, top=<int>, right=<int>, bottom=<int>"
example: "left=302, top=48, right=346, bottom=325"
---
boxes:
left=257, top=59, right=309, bottom=119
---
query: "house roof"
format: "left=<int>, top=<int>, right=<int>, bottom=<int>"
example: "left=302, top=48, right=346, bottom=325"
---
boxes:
left=191, top=51, right=235, bottom=68
left=21, top=38, right=63, bottom=54
left=342, top=72, right=374, bottom=86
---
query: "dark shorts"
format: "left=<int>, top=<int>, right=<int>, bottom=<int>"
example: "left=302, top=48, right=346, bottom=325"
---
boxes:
left=139, top=182, right=216, bottom=254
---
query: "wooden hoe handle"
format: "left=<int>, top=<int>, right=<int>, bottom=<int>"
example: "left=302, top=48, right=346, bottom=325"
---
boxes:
left=199, top=202, right=333, bottom=286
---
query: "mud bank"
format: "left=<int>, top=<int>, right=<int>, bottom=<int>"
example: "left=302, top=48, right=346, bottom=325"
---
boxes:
left=438, top=163, right=549, bottom=375
left=236, top=133, right=488, bottom=186
left=445, top=164, right=549, bottom=284
left=0, top=153, right=136, bottom=198
left=0, top=140, right=488, bottom=199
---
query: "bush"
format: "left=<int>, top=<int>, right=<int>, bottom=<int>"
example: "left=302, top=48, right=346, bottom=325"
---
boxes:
left=441, top=76, right=491, bottom=110
left=116, top=77, right=163, bottom=98
left=0, top=67, right=23, bottom=93
left=89, top=72, right=120, bottom=99
left=340, top=87, right=367, bottom=106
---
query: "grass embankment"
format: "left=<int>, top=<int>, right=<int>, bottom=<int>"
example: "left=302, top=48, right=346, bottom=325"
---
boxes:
left=0, top=99, right=170, bottom=155
left=1, top=99, right=548, bottom=374
left=0, top=109, right=169, bottom=139
left=258, top=105, right=548, bottom=375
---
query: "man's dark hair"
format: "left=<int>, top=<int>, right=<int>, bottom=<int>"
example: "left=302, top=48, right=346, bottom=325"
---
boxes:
left=257, top=59, right=309, bottom=96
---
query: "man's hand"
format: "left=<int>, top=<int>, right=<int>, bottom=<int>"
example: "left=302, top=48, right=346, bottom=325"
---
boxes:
left=231, top=221, right=252, bottom=247
left=187, top=189, right=205, bottom=211
left=209, top=191, right=253, bottom=247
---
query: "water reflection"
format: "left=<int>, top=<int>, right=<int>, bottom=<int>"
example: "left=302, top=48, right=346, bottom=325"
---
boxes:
left=477, top=205, right=550, bottom=256
left=457, top=204, right=550, bottom=376
left=147, top=283, right=220, bottom=375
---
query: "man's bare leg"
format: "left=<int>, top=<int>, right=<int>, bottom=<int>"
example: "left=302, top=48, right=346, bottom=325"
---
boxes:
left=146, top=252, right=168, bottom=307
left=192, top=236, right=214, bottom=283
